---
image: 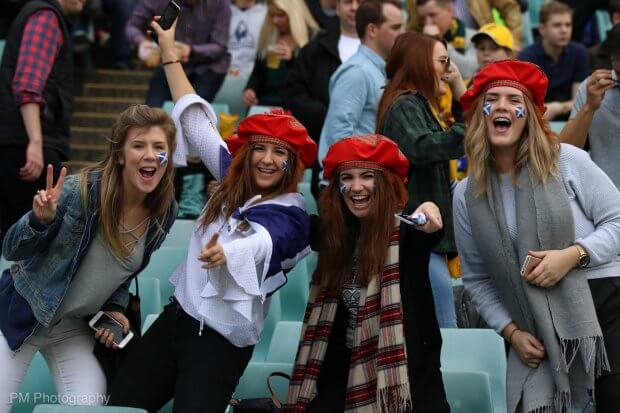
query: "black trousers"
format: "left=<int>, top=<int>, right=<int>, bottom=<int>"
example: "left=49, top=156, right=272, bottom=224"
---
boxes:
left=107, top=301, right=254, bottom=413
left=0, top=145, right=63, bottom=248
left=590, top=277, right=620, bottom=413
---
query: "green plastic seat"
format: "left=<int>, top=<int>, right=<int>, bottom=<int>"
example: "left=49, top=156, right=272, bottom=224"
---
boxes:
left=233, top=361, right=293, bottom=402
left=162, top=100, right=174, bottom=114
left=139, top=246, right=187, bottom=305
left=211, top=102, right=231, bottom=116
left=247, top=105, right=282, bottom=116
left=13, top=353, right=55, bottom=413
left=213, top=75, right=249, bottom=117
left=161, top=219, right=195, bottom=248
left=441, top=328, right=506, bottom=412
left=297, top=182, right=318, bottom=216
left=280, top=261, right=309, bottom=321
left=596, top=10, right=612, bottom=42
left=521, top=12, right=534, bottom=47
left=265, top=321, right=302, bottom=364
left=33, top=405, right=147, bottom=412
left=251, top=292, right=283, bottom=361
left=305, top=252, right=317, bottom=284
left=129, top=278, right=162, bottom=323
left=141, top=313, right=160, bottom=335
left=302, top=168, right=312, bottom=183
left=442, top=369, right=494, bottom=413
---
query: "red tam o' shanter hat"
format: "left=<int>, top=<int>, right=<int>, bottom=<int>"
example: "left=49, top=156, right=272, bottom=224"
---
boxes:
left=227, top=109, right=317, bottom=168
left=460, top=60, right=548, bottom=114
left=322, top=134, right=409, bottom=182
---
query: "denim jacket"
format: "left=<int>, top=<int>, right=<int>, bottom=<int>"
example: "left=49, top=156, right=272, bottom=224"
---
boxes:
left=0, top=170, right=178, bottom=350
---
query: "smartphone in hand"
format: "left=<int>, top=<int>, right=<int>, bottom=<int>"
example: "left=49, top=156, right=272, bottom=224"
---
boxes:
left=520, top=254, right=542, bottom=277
left=151, top=1, right=181, bottom=43
left=88, top=311, right=134, bottom=349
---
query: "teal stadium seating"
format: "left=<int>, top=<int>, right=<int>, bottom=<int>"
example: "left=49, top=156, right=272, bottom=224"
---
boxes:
left=280, top=260, right=310, bottom=321
left=265, top=321, right=302, bottom=364
left=442, top=370, right=494, bottom=413
left=247, top=105, right=283, bottom=116
left=441, top=328, right=507, bottom=412
left=33, top=405, right=147, bottom=412
left=139, top=246, right=187, bottom=305
left=550, top=121, right=566, bottom=134
left=297, top=182, right=318, bottom=216
left=129, top=277, right=162, bottom=324
left=161, top=219, right=195, bottom=248
left=251, top=291, right=283, bottom=361
left=213, top=75, right=249, bottom=117
left=13, top=353, right=55, bottom=413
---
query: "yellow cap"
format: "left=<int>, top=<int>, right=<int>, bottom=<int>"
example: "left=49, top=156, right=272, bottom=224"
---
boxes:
left=472, top=23, right=514, bottom=51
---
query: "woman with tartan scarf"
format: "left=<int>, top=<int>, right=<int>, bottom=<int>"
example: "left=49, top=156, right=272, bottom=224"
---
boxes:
left=453, top=60, right=620, bottom=413
left=285, top=134, right=450, bottom=413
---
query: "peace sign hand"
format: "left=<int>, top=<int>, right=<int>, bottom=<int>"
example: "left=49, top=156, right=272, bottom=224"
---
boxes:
left=33, top=164, right=67, bottom=225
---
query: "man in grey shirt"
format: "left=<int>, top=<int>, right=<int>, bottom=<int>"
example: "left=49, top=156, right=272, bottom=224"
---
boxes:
left=560, top=24, right=620, bottom=188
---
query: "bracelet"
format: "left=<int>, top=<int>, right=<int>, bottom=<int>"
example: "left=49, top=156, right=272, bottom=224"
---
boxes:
left=508, top=328, right=519, bottom=344
left=162, top=60, right=180, bottom=66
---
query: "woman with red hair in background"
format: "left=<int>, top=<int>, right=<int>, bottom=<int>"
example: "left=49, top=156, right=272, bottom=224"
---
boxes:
left=108, top=17, right=317, bottom=412
left=376, top=32, right=467, bottom=328
left=285, top=134, right=449, bottom=412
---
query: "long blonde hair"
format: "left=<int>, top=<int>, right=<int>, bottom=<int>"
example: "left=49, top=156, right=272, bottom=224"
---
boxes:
left=79, top=105, right=177, bottom=258
left=465, top=95, right=559, bottom=196
left=257, top=0, right=319, bottom=59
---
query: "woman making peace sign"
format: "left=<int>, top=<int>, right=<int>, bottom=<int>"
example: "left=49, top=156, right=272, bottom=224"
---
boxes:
left=0, top=105, right=178, bottom=412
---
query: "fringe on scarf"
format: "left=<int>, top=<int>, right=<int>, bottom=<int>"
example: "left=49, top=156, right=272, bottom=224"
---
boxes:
left=377, top=384, right=412, bottom=413
left=558, top=335, right=610, bottom=376
left=527, top=390, right=571, bottom=413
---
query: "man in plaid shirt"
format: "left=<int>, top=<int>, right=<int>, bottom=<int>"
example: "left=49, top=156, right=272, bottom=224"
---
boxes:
left=0, top=0, right=84, bottom=246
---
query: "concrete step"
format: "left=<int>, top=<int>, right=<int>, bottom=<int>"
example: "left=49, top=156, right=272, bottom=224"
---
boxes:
left=71, top=126, right=109, bottom=145
left=87, top=69, right=153, bottom=85
left=64, top=160, right=95, bottom=174
left=74, top=96, right=143, bottom=113
left=82, top=83, right=149, bottom=99
left=72, top=112, right=119, bottom=128
left=70, top=143, right=108, bottom=162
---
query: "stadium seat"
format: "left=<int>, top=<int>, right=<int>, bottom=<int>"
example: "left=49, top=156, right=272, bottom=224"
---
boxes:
left=297, top=182, right=318, bottom=216
left=141, top=313, right=160, bottom=335
left=129, top=278, right=162, bottom=323
left=280, top=261, right=310, bottom=321
left=162, top=100, right=174, bottom=114
left=302, top=168, right=312, bottom=183
left=247, top=105, right=282, bottom=116
left=139, top=246, right=187, bottom=305
left=521, top=12, right=534, bottom=47
left=0, top=257, right=13, bottom=272
left=13, top=353, right=55, bottom=413
left=550, top=121, right=566, bottom=134
left=213, top=75, right=249, bottom=117
left=596, top=10, right=612, bottom=42
left=305, top=252, right=317, bottom=283
left=265, top=321, right=302, bottom=364
left=0, top=40, right=5, bottom=64
left=33, top=405, right=147, bottom=412
left=161, top=219, right=195, bottom=248
left=441, top=328, right=507, bottom=413
left=442, top=369, right=494, bottom=413
left=211, top=102, right=231, bottom=117
left=233, top=361, right=293, bottom=402
left=528, top=0, right=544, bottom=28
left=251, top=291, right=283, bottom=361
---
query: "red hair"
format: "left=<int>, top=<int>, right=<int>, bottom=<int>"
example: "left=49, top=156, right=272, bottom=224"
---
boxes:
left=376, top=32, right=445, bottom=131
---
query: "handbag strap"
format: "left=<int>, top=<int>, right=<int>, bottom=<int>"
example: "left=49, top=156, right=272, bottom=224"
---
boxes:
left=266, top=372, right=290, bottom=409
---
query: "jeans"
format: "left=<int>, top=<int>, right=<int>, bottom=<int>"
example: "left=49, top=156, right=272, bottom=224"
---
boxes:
left=145, top=67, right=227, bottom=108
left=0, top=320, right=107, bottom=413
left=428, top=253, right=457, bottom=328
left=108, top=300, right=254, bottom=413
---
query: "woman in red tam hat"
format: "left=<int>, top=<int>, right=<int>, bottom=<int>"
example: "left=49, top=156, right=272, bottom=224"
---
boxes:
left=454, top=59, right=620, bottom=413
left=285, top=134, right=450, bottom=413
left=108, top=18, right=318, bottom=412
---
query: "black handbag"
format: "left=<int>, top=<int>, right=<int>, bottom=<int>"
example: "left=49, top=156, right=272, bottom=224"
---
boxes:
left=229, top=372, right=290, bottom=413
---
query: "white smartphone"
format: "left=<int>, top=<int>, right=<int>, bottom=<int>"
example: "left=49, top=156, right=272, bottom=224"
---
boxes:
left=395, top=212, right=427, bottom=226
left=88, top=311, right=134, bottom=349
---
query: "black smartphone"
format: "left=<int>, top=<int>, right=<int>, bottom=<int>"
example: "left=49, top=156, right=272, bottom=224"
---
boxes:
left=150, top=1, right=181, bottom=43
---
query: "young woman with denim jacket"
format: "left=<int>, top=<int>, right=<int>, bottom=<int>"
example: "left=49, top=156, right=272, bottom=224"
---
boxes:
left=107, top=17, right=317, bottom=412
left=0, top=105, right=178, bottom=412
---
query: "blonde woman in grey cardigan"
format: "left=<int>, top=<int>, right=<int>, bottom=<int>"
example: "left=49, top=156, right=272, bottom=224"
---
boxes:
left=453, top=60, right=620, bottom=413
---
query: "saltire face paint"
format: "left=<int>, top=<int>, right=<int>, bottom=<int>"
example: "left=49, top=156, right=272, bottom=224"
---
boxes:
left=515, top=106, right=526, bottom=118
left=157, top=152, right=168, bottom=165
left=281, top=159, right=288, bottom=171
left=483, top=102, right=493, bottom=116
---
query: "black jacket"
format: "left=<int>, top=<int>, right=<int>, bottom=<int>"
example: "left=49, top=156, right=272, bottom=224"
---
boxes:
left=0, top=0, right=73, bottom=160
left=280, top=29, right=341, bottom=142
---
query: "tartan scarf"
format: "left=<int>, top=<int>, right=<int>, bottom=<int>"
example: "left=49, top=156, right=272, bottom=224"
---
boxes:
left=285, top=228, right=411, bottom=413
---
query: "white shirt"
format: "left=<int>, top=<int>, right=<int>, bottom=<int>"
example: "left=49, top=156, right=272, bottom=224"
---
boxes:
left=337, top=34, right=361, bottom=63
left=228, top=3, right=267, bottom=76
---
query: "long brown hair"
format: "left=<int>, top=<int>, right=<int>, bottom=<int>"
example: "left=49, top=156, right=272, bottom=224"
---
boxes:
left=201, top=142, right=305, bottom=228
left=79, top=105, right=177, bottom=258
left=464, top=94, right=559, bottom=196
left=376, top=32, right=444, bottom=131
left=314, top=169, right=408, bottom=295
